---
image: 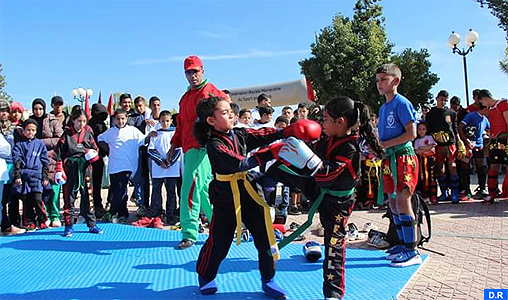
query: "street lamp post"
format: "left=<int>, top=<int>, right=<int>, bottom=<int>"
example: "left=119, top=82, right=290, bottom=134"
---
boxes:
left=71, top=87, right=93, bottom=108
left=448, top=29, right=479, bottom=106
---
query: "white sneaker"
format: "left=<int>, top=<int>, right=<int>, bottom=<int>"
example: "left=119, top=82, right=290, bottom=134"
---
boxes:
left=111, top=214, right=119, bottom=224
left=45, top=219, right=51, bottom=227
left=51, top=220, right=62, bottom=227
left=389, top=251, right=423, bottom=267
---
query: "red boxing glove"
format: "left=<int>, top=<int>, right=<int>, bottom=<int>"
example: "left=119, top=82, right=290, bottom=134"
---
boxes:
left=282, top=119, right=322, bottom=142
left=253, top=142, right=284, bottom=164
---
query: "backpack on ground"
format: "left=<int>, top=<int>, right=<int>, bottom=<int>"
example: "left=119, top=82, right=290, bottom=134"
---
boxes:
left=383, top=192, right=431, bottom=248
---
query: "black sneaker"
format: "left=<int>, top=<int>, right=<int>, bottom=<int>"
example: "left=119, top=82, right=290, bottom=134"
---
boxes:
left=179, top=239, right=195, bottom=249
left=288, top=206, right=301, bottom=215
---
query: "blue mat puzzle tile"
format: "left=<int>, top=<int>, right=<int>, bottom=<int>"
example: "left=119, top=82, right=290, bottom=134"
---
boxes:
left=0, top=224, right=426, bottom=300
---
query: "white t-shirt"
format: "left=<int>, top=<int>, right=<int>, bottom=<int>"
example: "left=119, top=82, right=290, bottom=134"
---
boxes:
left=148, top=129, right=182, bottom=178
left=98, top=125, right=146, bottom=176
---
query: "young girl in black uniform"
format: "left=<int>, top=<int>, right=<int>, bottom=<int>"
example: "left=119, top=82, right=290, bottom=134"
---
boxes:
left=267, top=96, right=383, bottom=299
left=56, top=108, right=102, bottom=237
left=193, top=96, right=321, bottom=299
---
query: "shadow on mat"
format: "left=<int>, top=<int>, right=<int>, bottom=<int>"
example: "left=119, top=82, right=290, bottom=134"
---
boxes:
left=0, top=240, right=180, bottom=255
left=0, top=282, right=267, bottom=300
left=134, top=256, right=322, bottom=273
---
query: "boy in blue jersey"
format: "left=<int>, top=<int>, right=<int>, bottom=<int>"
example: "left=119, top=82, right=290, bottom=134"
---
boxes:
left=376, top=63, right=421, bottom=267
left=458, top=104, right=490, bottom=199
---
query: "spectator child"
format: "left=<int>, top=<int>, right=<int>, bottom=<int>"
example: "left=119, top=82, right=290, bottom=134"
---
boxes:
left=238, top=109, right=251, bottom=127
left=9, top=102, right=24, bottom=126
left=98, top=109, right=150, bottom=224
left=414, top=122, right=438, bottom=204
left=12, top=119, right=50, bottom=230
left=146, top=111, right=181, bottom=225
left=88, top=103, right=110, bottom=218
left=56, top=109, right=102, bottom=237
left=252, top=106, right=274, bottom=129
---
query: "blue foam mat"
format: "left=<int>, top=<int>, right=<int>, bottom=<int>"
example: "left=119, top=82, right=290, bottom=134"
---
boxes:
left=0, top=224, right=426, bottom=300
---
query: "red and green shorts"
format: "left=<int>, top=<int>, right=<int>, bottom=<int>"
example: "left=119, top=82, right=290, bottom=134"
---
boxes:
left=382, top=155, right=419, bottom=194
left=435, top=144, right=457, bottom=163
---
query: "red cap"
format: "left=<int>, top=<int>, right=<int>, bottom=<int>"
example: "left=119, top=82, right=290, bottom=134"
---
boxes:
left=184, top=55, right=203, bottom=71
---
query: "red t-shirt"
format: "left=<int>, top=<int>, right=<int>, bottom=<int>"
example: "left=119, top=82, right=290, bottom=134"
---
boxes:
left=466, top=102, right=480, bottom=112
left=488, top=100, right=508, bottom=138
left=171, top=80, right=227, bottom=152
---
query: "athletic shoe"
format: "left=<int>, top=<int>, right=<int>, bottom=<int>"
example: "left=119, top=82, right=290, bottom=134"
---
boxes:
left=151, top=217, right=164, bottom=229
left=385, top=244, right=406, bottom=254
left=179, top=239, right=195, bottom=249
left=51, top=219, right=62, bottom=227
left=288, top=206, right=301, bottom=215
left=262, top=278, right=286, bottom=299
left=2, top=225, right=26, bottom=236
left=459, top=194, right=473, bottom=202
left=362, top=222, right=378, bottom=232
left=367, top=233, right=390, bottom=249
left=473, top=187, right=488, bottom=200
left=38, top=222, right=49, bottom=230
left=289, top=222, right=300, bottom=231
left=94, top=207, right=108, bottom=219
left=131, top=217, right=152, bottom=227
left=346, top=223, right=365, bottom=240
left=274, top=229, right=284, bottom=242
left=136, top=206, right=148, bottom=217
left=25, top=223, right=37, bottom=232
left=45, top=219, right=51, bottom=227
left=89, top=226, right=103, bottom=234
left=317, top=224, right=325, bottom=237
left=111, top=214, right=119, bottom=224
left=117, top=216, right=129, bottom=224
left=198, top=276, right=217, bottom=295
left=63, top=226, right=73, bottom=237
left=389, top=250, right=422, bottom=267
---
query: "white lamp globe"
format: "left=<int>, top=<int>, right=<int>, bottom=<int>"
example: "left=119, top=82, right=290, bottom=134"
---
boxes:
left=78, top=87, right=86, bottom=97
left=465, top=29, right=479, bottom=47
left=71, top=89, right=78, bottom=97
left=448, top=32, right=460, bottom=49
left=86, top=88, right=93, bottom=96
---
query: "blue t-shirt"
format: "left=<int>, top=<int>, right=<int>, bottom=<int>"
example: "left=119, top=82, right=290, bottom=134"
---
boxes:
left=461, top=111, right=490, bottom=148
left=378, top=94, right=417, bottom=142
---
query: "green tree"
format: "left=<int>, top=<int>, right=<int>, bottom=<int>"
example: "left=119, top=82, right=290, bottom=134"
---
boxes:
left=391, top=49, right=440, bottom=108
left=0, top=63, right=13, bottom=102
left=476, top=0, right=508, bottom=38
left=299, top=0, right=438, bottom=112
left=299, top=0, right=392, bottom=111
left=476, top=0, right=508, bottom=75
left=501, top=45, right=508, bottom=75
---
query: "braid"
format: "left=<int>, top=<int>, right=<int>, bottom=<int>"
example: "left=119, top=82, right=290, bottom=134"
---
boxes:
left=355, top=102, right=385, bottom=157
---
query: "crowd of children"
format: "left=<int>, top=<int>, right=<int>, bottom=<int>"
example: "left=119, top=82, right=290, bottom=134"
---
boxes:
left=0, top=54, right=504, bottom=300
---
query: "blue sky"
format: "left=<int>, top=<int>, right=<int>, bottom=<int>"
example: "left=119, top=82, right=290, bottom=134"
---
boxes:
left=0, top=0, right=507, bottom=112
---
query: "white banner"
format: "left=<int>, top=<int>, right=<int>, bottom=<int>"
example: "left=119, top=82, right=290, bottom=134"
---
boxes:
left=228, top=78, right=315, bottom=110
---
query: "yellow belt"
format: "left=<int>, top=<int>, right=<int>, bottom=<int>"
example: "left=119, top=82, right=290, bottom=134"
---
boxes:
left=215, top=172, right=280, bottom=261
left=432, top=131, right=450, bottom=144
left=365, top=159, right=382, bottom=196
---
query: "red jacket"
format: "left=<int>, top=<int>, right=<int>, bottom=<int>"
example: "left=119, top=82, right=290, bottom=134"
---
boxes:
left=172, top=80, right=226, bottom=152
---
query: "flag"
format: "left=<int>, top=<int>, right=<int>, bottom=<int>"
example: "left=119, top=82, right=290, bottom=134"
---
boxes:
left=107, top=93, right=114, bottom=115
left=85, top=91, right=91, bottom=119
left=98, top=91, right=102, bottom=104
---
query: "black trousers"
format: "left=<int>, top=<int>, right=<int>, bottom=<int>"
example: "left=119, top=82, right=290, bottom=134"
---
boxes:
left=1, top=183, right=13, bottom=229
left=91, top=158, right=105, bottom=210
left=22, top=192, right=47, bottom=226
left=266, top=164, right=352, bottom=299
left=196, top=181, right=275, bottom=282
left=110, top=171, right=132, bottom=217
left=63, top=160, right=96, bottom=227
